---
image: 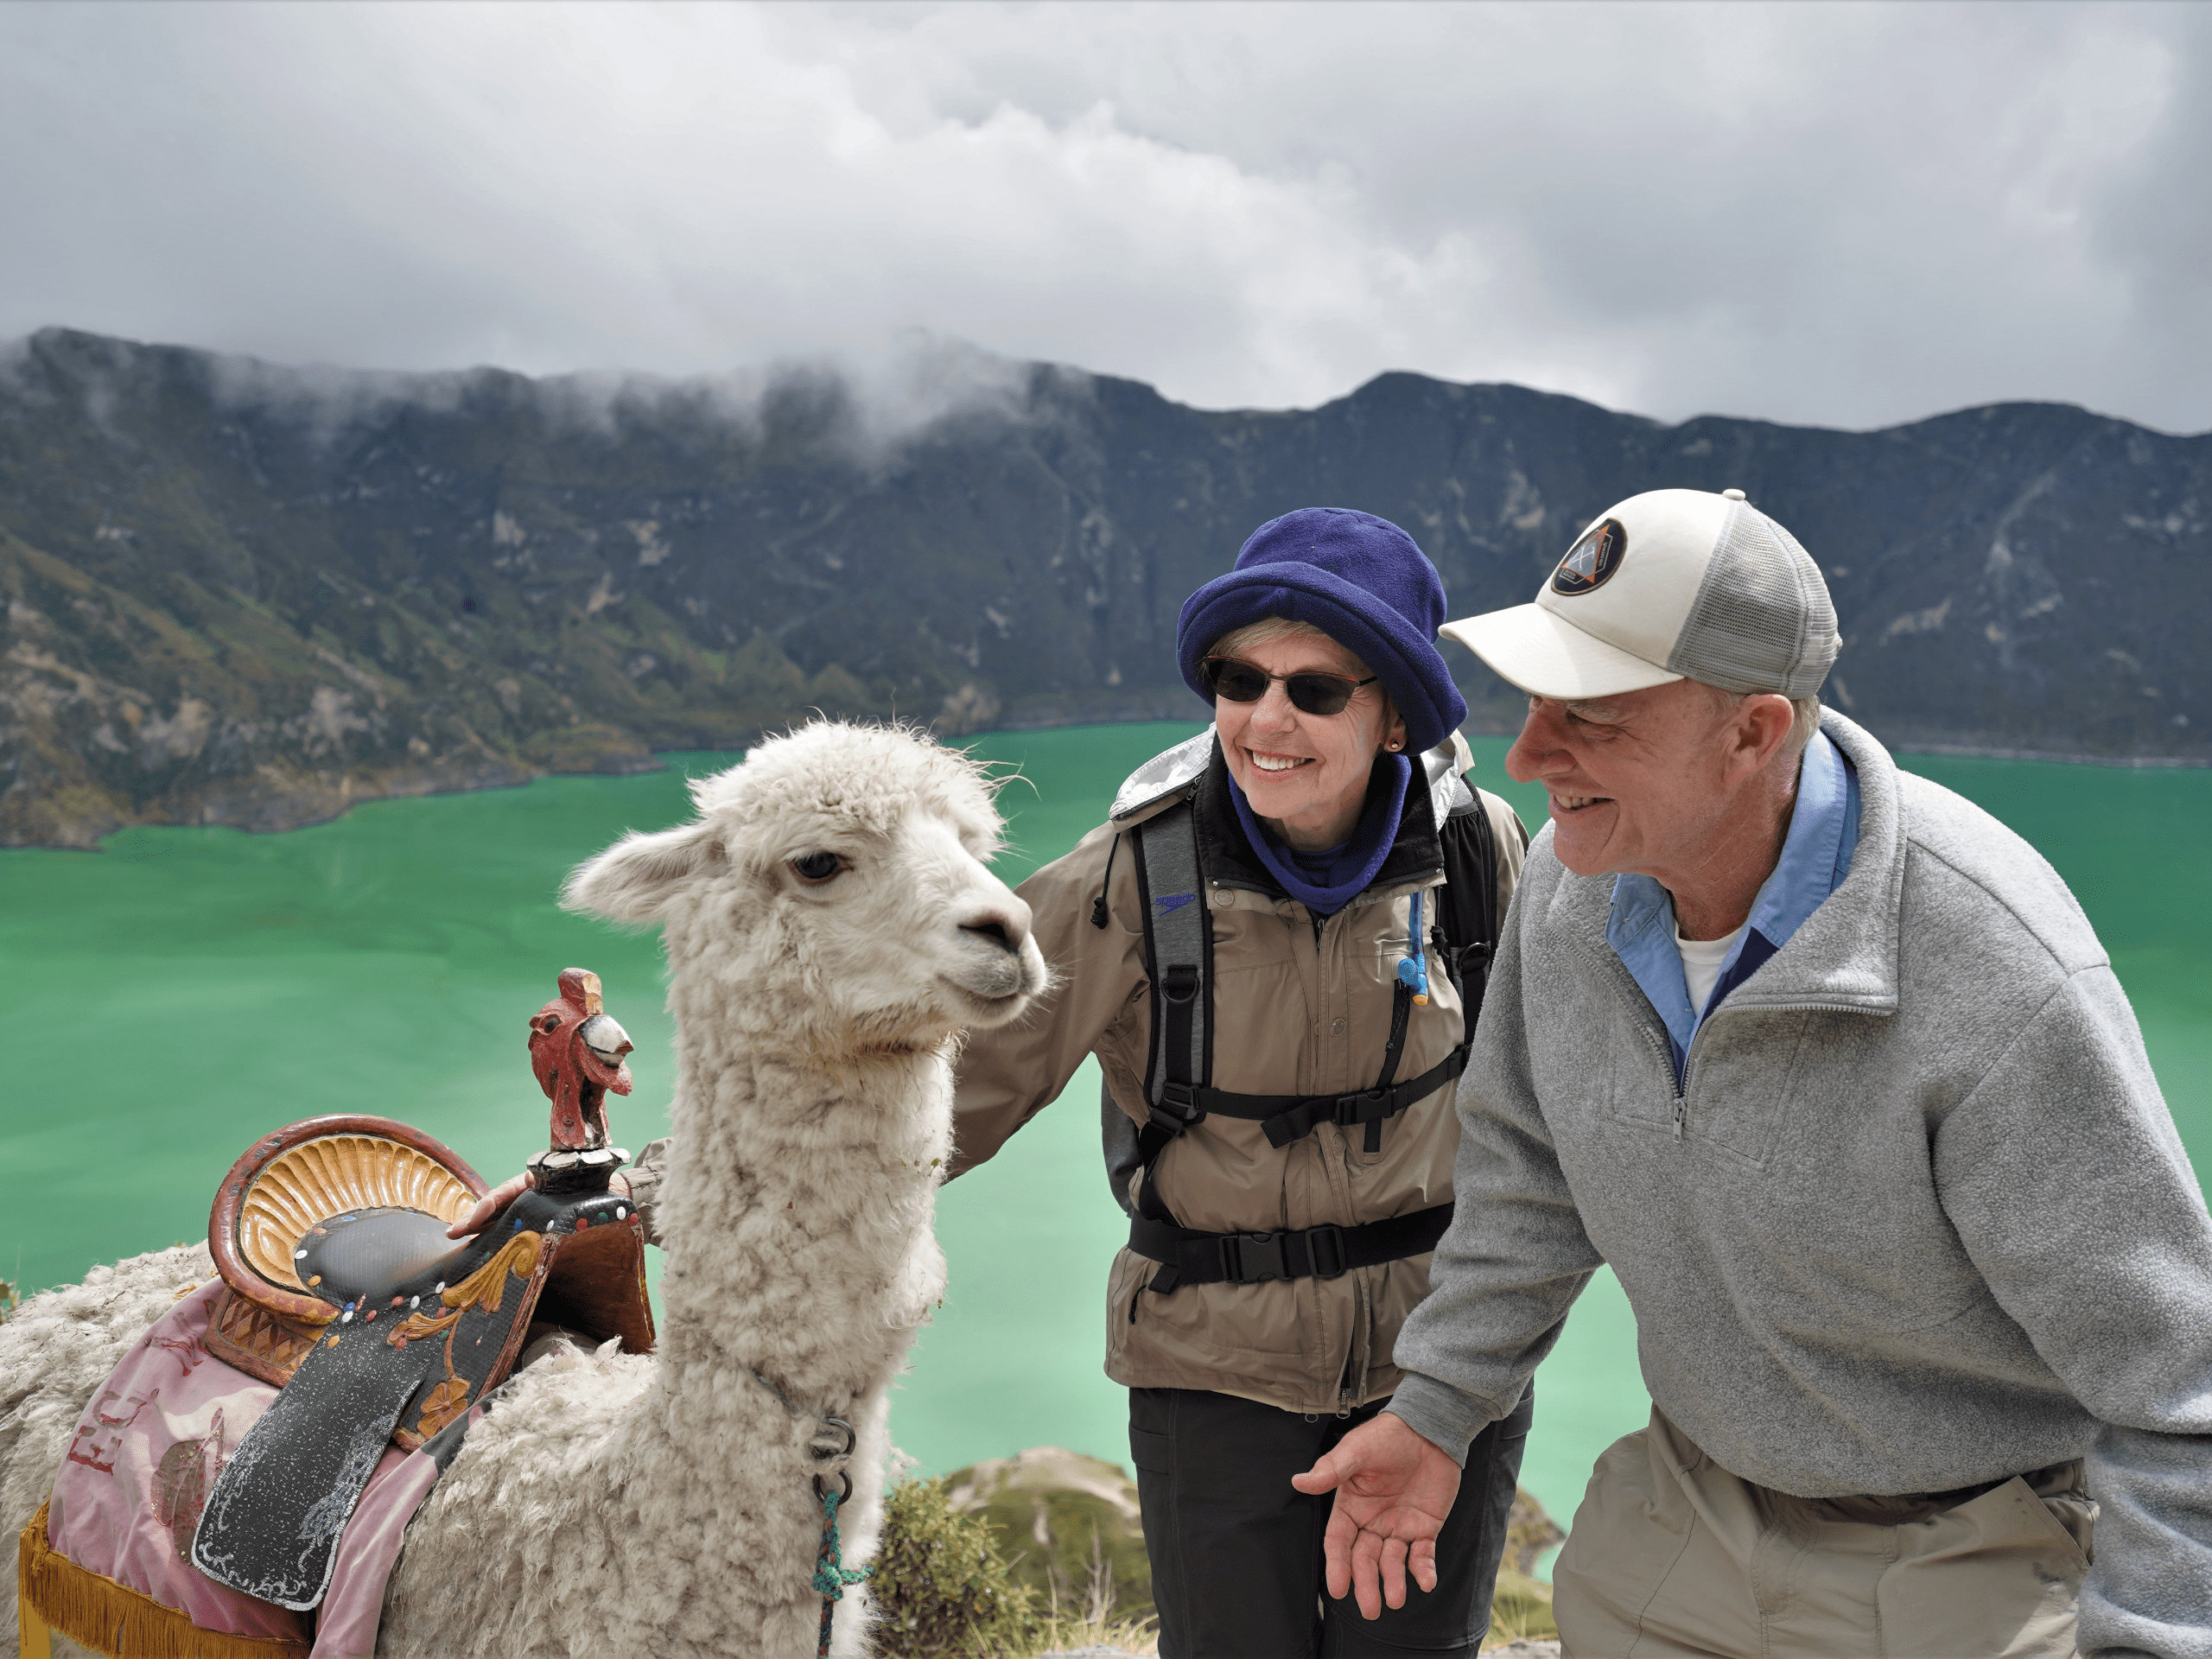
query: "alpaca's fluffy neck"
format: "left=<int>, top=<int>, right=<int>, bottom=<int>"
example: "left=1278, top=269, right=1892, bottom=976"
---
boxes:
left=617, top=995, right=954, bottom=1479
left=662, top=1057, right=949, bottom=1402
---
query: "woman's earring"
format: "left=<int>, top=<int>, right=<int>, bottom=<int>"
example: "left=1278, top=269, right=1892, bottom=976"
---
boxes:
left=1387, top=741, right=1402, bottom=751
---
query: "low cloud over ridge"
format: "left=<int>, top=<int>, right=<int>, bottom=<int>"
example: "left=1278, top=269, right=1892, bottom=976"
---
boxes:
left=3, top=325, right=1052, bottom=462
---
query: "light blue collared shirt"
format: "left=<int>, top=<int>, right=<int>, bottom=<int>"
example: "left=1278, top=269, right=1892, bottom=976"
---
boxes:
left=1605, top=729, right=1861, bottom=1083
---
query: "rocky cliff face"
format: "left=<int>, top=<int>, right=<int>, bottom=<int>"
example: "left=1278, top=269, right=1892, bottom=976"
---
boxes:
left=3, top=327, right=2204, bottom=847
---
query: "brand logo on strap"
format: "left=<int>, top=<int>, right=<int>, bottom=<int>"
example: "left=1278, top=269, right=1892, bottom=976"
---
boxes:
left=1152, top=892, right=1198, bottom=915
left=1551, top=518, right=1626, bottom=596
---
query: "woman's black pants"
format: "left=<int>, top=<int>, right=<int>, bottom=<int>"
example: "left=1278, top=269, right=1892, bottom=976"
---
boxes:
left=1128, top=1383, right=1535, bottom=1658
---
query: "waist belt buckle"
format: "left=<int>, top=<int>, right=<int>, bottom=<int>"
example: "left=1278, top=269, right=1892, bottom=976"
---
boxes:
left=1306, top=1223, right=1347, bottom=1280
left=1333, top=1089, right=1387, bottom=1128
left=1221, top=1229, right=1290, bottom=1284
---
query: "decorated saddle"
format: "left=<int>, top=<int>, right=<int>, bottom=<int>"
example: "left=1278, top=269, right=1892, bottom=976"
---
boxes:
left=20, top=969, right=657, bottom=1658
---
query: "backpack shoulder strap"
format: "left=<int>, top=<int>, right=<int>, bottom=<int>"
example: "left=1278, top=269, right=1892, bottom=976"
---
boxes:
left=1133, top=799, right=1211, bottom=1124
left=1102, top=796, right=1208, bottom=1216
left=1432, top=785, right=1503, bottom=1020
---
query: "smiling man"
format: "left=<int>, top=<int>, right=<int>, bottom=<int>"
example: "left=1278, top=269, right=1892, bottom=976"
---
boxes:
left=1294, top=487, right=2212, bottom=1658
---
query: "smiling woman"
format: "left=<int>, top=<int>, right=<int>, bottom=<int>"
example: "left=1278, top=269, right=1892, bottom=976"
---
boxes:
left=906, top=505, right=1540, bottom=1659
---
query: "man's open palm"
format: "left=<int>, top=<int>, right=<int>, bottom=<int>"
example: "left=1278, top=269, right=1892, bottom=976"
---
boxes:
left=1291, top=1412, right=1464, bottom=1619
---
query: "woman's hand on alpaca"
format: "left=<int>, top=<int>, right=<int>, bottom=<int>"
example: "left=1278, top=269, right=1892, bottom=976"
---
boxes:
left=445, top=1170, right=634, bottom=1238
left=448, top=1173, right=531, bottom=1238
left=1290, top=1411, right=1462, bottom=1619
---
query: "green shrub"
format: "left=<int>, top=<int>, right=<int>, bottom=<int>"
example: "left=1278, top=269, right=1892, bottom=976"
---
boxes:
left=1487, top=1567, right=1560, bottom=1645
left=872, top=1475, right=1046, bottom=1658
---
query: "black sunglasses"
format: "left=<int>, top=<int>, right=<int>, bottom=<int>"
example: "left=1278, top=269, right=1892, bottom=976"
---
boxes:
left=1201, top=656, right=1378, bottom=716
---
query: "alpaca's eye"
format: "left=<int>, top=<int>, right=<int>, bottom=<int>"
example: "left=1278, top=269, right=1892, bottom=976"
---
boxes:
left=789, top=851, right=843, bottom=884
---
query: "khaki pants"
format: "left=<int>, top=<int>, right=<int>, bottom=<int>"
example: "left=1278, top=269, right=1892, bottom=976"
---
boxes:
left=1553, top=1410, right=2094, bottom=1659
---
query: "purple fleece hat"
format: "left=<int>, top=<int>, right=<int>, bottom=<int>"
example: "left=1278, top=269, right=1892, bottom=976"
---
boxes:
left=1177, top=507, right=1467, bottom=755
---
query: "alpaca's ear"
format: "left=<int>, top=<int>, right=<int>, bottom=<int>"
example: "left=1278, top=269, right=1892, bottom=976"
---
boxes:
left=563, top=823, right=725, bottom=922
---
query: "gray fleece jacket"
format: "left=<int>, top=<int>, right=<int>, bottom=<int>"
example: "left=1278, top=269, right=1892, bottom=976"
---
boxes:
left=1389, top=710, right=2212, bottom=1659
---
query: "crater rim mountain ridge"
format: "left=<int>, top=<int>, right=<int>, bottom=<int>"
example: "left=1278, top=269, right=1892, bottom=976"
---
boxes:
left=1, top=326, right=2203, bottom=849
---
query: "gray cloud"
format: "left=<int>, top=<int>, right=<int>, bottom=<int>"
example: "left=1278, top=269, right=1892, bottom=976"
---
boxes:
left=0, top=1, right=2203, bottom=434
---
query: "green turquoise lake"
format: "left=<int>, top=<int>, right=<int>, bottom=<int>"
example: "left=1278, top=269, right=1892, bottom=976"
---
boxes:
left=2, top=721, right=2206, bottom=1539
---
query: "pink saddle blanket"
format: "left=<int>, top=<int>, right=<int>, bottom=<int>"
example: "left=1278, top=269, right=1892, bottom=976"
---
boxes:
left=46, top=1278, right=477, bottom=1659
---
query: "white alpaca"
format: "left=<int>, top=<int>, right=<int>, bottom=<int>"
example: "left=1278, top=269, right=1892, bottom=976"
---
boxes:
left=0, top=721, right=1046, bottom=1658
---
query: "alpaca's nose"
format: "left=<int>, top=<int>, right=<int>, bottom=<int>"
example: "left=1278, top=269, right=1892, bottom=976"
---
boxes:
left=949, top=883, right=1044, bottom=1014
left=959, top=906, right=1030, bottom=957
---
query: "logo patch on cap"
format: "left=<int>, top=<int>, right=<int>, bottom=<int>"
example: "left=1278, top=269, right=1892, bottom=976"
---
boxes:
left=1552, top=518, right=1626, bottom=596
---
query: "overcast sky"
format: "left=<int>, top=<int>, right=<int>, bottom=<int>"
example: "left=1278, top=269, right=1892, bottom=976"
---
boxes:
left=3, top=2, right=2206, bottom=434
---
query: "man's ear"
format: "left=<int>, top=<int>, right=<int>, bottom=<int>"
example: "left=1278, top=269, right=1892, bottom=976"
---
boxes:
left=563, top=822, right=726, bottom=922
left=1737, top=693, right=1796, bottom=773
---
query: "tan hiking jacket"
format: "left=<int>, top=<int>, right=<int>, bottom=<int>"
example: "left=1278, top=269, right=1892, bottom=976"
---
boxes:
left=950, top=729, right=1528, bottom=1415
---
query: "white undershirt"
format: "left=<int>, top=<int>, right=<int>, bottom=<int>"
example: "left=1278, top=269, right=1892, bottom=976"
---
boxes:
left=1676, top=923, right=1747, bottom=1016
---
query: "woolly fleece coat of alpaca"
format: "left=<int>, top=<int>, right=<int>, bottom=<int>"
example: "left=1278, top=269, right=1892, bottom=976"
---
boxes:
left=0, top=722, right=1045, bottom=1659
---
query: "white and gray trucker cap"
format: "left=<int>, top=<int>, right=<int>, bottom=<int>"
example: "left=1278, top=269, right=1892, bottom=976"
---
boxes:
left=1440, top=487, right=1839, bottom=701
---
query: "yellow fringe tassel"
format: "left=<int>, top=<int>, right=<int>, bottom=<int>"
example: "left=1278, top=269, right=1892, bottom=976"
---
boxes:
left=18, top=1501, right=310, bottom=1659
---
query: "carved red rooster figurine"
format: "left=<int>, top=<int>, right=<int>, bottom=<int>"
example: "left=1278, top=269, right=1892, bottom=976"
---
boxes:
left=524, top=968, right=635, bottom=1192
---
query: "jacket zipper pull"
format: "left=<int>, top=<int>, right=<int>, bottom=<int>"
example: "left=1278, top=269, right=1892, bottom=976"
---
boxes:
left=1395, top=890, right=1430, bottom=1006
left=1090, top=833, right=1121, bottom=929
left=1672, top=1096, right=1686, bottom=1141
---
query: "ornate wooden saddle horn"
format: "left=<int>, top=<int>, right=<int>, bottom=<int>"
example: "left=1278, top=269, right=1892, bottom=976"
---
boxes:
left=190, top=969, right=656, bottom=1611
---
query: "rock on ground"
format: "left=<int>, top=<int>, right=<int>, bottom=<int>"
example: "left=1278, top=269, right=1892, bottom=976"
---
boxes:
left=945, top=1445, right=1152, bottom=1618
